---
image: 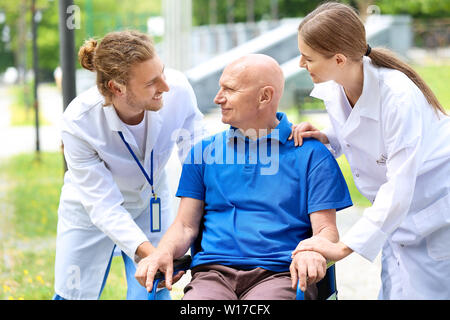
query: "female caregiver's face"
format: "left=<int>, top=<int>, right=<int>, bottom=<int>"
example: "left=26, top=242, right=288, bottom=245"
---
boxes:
left=297, top=35, right=338, bottom=84
left=125, top=55, right=170, bottom=112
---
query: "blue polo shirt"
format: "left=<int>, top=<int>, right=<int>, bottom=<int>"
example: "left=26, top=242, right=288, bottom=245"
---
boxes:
left=176, top=112, right=352, bottom=272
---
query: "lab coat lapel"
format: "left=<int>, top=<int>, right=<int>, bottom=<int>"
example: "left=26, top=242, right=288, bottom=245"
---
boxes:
left=310, top=80, right=347, bottom=127
left=358, top=57, right=381, bottom=122
left=103, top=105, right=142, bottom=158
left=143, top=110, right=163, bottom=171
left=341, top=57, right=381, bottom=139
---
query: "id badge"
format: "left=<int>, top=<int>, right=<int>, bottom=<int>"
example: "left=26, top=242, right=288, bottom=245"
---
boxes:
left=150, top=196, right=161, bottom=232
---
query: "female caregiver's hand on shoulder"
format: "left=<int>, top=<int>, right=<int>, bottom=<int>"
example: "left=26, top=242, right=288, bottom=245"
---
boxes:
left=288, top=122, right=329, bottom=146
left=291, top=236, right=353, bottom=262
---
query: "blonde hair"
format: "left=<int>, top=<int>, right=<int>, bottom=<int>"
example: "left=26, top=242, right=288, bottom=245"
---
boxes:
left=298, top=2, right=447, bottom=116
left=78, top=30, right=155, bottom=106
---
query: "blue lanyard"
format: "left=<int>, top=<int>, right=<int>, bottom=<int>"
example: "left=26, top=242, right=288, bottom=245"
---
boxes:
left=118, top=131, right=156, bottom=198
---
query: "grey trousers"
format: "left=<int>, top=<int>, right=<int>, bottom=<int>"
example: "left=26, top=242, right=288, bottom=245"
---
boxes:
left=183, top=264, right=318, bottom=300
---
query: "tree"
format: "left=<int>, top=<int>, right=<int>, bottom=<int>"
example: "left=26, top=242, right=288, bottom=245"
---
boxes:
left=0, top=0, right=162, bottom=77
left=376, top=0, right=450, bottom=18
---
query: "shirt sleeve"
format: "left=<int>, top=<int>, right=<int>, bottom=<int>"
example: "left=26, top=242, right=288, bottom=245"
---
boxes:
left=175, top=142, right=206, bottom=201
left=306, top=142, right=353, bottom=214
left=62, top=125, right=148, bottom=262
left=322, top=126, right=342, bottom=158
left=342, top=93, right=425, bottom=262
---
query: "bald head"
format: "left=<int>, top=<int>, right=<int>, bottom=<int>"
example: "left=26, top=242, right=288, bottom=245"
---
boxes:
left=214, top=54, right=285, bottom=133
left=224, top=54, right=285, bottom=104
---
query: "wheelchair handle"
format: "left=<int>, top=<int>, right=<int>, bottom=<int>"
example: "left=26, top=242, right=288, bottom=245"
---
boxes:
left=154, top=254, right=192, bottom=280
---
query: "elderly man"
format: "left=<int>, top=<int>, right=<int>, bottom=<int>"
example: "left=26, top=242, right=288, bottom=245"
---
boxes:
left=135, top=54, right=352, bottom=300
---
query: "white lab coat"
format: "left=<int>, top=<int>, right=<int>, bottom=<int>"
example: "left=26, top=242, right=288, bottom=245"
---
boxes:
left=54, top=69, right=205, bottom=300
left=310, top=57, right=450, bottom=299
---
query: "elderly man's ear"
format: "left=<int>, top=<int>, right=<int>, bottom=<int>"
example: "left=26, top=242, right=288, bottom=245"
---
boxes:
left=258, top=86, right=275, bottom=106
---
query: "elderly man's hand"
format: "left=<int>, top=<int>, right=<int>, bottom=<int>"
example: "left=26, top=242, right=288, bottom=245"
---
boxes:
left=135, top=249, right=184, bottom=292
left=289, top=250, right=327, bottom=292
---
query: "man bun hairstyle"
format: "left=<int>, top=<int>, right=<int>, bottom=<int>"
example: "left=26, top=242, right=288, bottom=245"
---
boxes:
left=78, top=39, right=98, bottom=72
left=77, top=30, right=155, bottom=106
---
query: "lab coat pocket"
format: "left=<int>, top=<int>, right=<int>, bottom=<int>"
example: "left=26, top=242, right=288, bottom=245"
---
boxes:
left=413, top=192, right=450, bottom=260
left=58, top=200, right=95, bottom=229
left=425, top=225, right=450, bottom=261
left=155, top=147, right=172, bottom=169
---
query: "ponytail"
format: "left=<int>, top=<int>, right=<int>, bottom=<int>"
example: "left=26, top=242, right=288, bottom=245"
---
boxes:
left=299, top=2, right=447, bottom=117
left=368, top=47, right=447, bottom=116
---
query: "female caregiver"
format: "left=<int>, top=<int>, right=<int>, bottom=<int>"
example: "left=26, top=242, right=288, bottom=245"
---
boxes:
left=290, top=2, right=450, bottom=299
left=53, top=30, right=204, bottom=300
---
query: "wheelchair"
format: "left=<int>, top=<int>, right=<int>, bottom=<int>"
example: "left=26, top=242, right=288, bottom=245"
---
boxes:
left=149, top=255, right=337, bottom=300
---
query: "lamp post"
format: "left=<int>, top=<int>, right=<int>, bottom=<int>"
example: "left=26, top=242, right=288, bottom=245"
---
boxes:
left=31, top=0, right=40, bottom=156
left=58, top=0, right=77, bottom=172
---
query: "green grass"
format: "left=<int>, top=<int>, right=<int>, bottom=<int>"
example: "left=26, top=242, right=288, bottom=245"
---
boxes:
left=0, top=152, right=129, bottom=300
left=414, top=64, right=450, bottom=112
left=8, top=85, right=50, bottom=127
left=0, top=153, right=63, bottom=239
left=0, top=248, right=56, bottom=300
left=0, top=152, right=64, bottom=299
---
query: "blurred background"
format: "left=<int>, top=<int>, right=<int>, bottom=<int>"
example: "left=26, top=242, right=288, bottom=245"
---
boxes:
left=0, top=0, right=449, bottom=300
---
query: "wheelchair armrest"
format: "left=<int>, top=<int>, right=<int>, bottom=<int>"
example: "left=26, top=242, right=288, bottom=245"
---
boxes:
left=154, top=254, right=192, bottom=280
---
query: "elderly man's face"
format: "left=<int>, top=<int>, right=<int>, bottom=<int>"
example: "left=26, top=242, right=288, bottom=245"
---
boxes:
left=214, top=64, right=261, bottom=128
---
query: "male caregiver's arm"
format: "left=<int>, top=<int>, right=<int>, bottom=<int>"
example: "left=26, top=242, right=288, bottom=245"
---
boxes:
left=135, top=197, right=204, bottom=292
left=289, top=209, right=338, bottom=291
left=135, top=241, right=156, bottom=260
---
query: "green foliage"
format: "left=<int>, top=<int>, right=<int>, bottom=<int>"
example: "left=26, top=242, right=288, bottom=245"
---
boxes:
left=193, top=0, right=450, bottom=25
left=35, top=1, right=60, bottom=73
left=0, top=0, right=161, bottom=74
left=376, top=0, right=450, bottom=18
left=193, top=0, right=324, bottom=25
left=8, top=83, right=51, bottom=126
left=1, top=0, right=449, bottom=74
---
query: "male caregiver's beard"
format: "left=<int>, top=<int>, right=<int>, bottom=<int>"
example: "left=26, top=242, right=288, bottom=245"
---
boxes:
left=126, top=86, right=163, bottom=112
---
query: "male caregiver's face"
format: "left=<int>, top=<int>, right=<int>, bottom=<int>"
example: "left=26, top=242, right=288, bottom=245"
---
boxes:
left=126, top=55, right=169, bottom=112
left=214, top=63, right=260, bottom=127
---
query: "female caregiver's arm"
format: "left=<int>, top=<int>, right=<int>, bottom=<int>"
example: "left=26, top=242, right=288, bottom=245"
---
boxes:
left=135, top=197, right=204, bottom=292
left=295, top=95, right=425, bottom=262
left=62, top=130, right=150, bottom=262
